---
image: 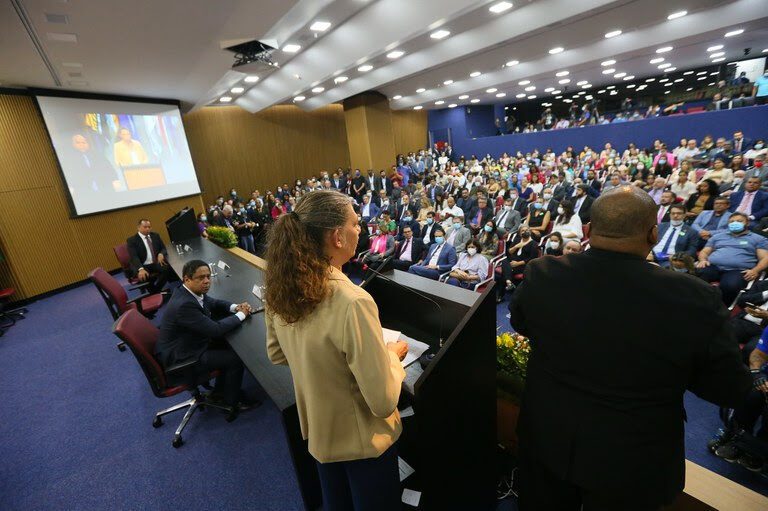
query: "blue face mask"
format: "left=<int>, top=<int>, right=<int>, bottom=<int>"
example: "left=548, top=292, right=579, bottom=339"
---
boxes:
left=427, top=218, right=434, bottom=225
left=200, top=215, right=207, bottom=222
left=375, top=229, right=381, bottom=235
left=453, top=222, right=462, bottom=230
left=240, top=208, right=246, bottom=213
left=534, top=203, right=543, bottom=209
left=403, top=216, right=412, bottom=222
left=435, top=236, right=445, bottom=244
left=484, top=225, right=493, bottom=232
left=673, top=267, right=688, bottom=273
left=729, top=221, right=745, bottom=233
left=231, top=191, right=237, bottom=196
left=659, top=159, right=667, bottom=165
left=755, top=144, right=764, bottom=149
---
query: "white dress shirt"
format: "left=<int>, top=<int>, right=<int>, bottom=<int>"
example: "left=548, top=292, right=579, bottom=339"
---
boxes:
left=428, top=242, right=444, bottom=266
left=139, top=233, right=153, bottom=265
left=183, top=285, right=246, bottom=321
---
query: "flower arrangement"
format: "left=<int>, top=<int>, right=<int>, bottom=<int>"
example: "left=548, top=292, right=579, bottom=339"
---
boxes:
left=205, top=226, right=238, bottom=248
left=497, top=331, right=531, bottom=380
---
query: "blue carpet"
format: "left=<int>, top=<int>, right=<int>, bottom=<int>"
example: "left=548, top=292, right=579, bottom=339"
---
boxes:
left=0, top=278, right=762, bottom=510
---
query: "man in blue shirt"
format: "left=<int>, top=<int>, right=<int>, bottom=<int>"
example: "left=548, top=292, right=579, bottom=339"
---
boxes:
left=691, top=196, right=731, bottom=249
left=697, top=212, right=768, bottom=304
left=753, top=70, right=768, bottom=105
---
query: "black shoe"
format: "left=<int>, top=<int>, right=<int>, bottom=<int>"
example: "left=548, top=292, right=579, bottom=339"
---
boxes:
left=236, top=397, right=262, bottom=411
left=737, top=452, right=764, bottom=472
left=715, top=442, right=741, bottom=462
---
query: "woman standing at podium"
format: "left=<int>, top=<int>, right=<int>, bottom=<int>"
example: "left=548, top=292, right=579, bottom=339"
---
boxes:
left=264, top=190, right=408, bottom=510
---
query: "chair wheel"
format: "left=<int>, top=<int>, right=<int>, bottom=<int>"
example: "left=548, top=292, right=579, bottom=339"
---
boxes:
left=226, top=409, right=239, bottom=422
left=172, top=435, right=183, bottom=448
left=152, top=416, right=163, bottom=428
left=117, top=343, right=127, bottom=352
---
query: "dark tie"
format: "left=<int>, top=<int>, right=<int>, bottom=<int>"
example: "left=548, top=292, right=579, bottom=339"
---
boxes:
left=400, top=239, right=410, bottom=257
left=661, top=227, right=677, bottom=254
left=145, top=235, right=155, bottom=262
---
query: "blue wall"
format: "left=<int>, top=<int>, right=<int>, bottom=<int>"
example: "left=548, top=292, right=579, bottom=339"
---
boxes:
left=428, top=105, right=768, bottom=157
left=463, top=105, right=496, bottom=138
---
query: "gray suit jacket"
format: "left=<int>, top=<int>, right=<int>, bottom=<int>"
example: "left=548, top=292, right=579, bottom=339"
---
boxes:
left=445, top=226, right=472, bottom=253
left=494, top=208, right=522, bottom=236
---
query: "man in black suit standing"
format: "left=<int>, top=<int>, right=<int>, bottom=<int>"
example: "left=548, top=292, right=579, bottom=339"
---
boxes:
left=155, top=259, right=256, bottom=408
left=510, top=186, right=751, bottom=510
left=375, top=169, right=393, bottom=197
left=126, top=219, right=173, bottom=292
left=66, top=133, right=120, bottom=194
left=392, top=225, right=425, bottom=271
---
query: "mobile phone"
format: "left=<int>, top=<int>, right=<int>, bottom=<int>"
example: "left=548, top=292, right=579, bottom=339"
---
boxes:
left=745, top=302, right=758, bottom=309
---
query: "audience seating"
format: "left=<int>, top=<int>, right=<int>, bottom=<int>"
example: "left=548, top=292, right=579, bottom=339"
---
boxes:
left=113, top=244, right=155, bottom=293
left=112, top=309, right=235, bottom=448
left=0, top=287, right=26, bottom=336
left=89, top=267, right=164, bottom=351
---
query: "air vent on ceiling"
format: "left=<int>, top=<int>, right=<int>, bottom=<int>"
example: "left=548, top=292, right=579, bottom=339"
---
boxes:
left=68, top=71, right=82, bottom=77
left=68, top=80, right=88, bottom=86
left=47, top=32, right=77, bottom=43
left=45, top=13, right=68, bottom=24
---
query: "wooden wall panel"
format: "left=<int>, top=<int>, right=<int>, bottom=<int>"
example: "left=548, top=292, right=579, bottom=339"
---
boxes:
left=183, top=103, right=350, bottom=206
left=0, top=94, right=203, bottom=299
left=392, top=109, right=428, bottom=156
left=343, top=93, right=396, bottom=172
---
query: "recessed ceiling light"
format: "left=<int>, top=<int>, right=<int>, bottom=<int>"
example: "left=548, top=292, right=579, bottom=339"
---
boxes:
left=607, top=85, right=615, bottom=89
left=707, top=45, right=724, bottom=52
left=582, top=84, right=592, bottom=89
left=602, top=68, right=616, bottom=74
left=666, top=67, right=677, bottom=72
left=665, top=90, right=670, bottom=94
left=667, top=11, right=687, bottom=20
left=623, top=75, right=635, bottom=81
left=470, top=99, right=480, bottom=103
left=656, top=46, right=673, bottom=53
left=697, top=71, right=707, bottom=75
left=230, top=87, right=244, bottom=93
left=489, top=1, right=513, bottom=14
left=430, top=29, right=450, bottom=40
left=392, top=95, right=402, bottom=100
left=708, top=81, right=716, bottom=85
left=598, top=90, right=606, bottom=94
left=525, top=86, right=536, bottom=91
left=710, top=71, right=719, bottom=75
left=763, top=48, right=768, bottom=53
left=573, top=80, right=585, bottom=85
left=556, top=71, right=569, bottom=77
left=646, top=78, right=656, bottom=82
left=614, top=73, right=626, bottom=78
left=416, top=88, right=426, bottom=93
left=310, top=21, right=331, bottom=31
left=555, top=95, right=563, bottom=99
left=527, top=95, right=537, bottom=99
left=357, top=64, right=373, bottom=72
left=650, top=57, right=665, bottom=64
left=516, top=93, right=526, bottom=98
left=387, top=50, right=404, bottom=59
left=552, top=90, right=561, bottom=94
left=506, top=60, right=520, bottom=66
left=459, top=94, right=469, bottom=99
left=282, top=44, right=301, bottom=53
left=435, top=100, right=445, bottom=105
left=443, top=79, right=454, bottom=85
left=610, top=90, right=618, bottom=95
left=486, top=88, right=498, bottom=93
left=470, top=71, right=481, bottom=77
left=658, top=63, right=671, bottom=69
left=659, top=78, right=668, bottom=82
left=334, top=76, right=348, bottom=84
left=548, top=47, right=564, bottom=54
left=220, top=96, right=232, bottom=103
left=558, top=78, right=570, bottom=84
left=413, top=106, right=423, bottom=110
left=601, top=60, right=616, bottom=66
left=674, top=78, right=683, bottom=82
left=496, top=92, right=506, bottom=97
left=697, top=76, right=707, bottom=80
left=710, top=52, right=725, bottom=58
left=711, top=58, right=725, bottom=63
left=312, top=87, right=325, bottom=93
left=244, top=76, right=259, bottom=83
left=293, top=96, right=305, bottom=102
left=518, top=80, right=530, bottom=85
left=448, top=103, right=457, bottom=108
left=47, top=32, right=78, bottom=43
left=544, top=87, right=555, bottom=92
left=604, top=30, right=622, bottom=38
left=725, top=29, right=744, bottom=37
left=683, top=71, right=694, bottom=75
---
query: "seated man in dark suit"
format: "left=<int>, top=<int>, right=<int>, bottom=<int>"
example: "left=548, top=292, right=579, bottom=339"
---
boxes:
left=647, top=204, right=700, bottom=268
left=126, top=218, right=173, bottom=292
left=467, top=196, right=494, bottom=234
left=392, top=225, right=425, bottom=271
left=155, top=259, right=256, bottom=408
left=408, top=226, right=457, bottom=280
left=729, top=177, right=768, bottom=223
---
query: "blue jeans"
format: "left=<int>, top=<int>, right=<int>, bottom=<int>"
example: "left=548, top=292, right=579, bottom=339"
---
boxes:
left=315, top=444, right=400, bottom=511
left=239, top=234, right=255, bottom=254
left=698, top=264, right=747, bottom=304
left=447, top=277, right=474, bottom=289
left=408, top=265, right=441, bottom=280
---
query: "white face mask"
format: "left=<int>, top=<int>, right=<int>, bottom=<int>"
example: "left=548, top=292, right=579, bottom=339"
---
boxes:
left=557, top=206, right=564, bottom=215
left=466, top=248, right=477, bottom=256
left=547, top=241, right=560, bottom=250
left=670, top=219, right=684, bottom=227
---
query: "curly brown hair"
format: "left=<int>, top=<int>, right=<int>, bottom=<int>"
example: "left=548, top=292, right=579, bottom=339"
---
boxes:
left=265, top=190, right=352, bottom=324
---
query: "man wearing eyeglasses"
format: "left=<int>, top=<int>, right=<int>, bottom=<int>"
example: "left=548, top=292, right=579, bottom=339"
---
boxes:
left=155, top=259, right=257, bottom=410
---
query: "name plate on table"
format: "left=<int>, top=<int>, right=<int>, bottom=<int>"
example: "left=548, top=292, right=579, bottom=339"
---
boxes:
left=217, top=260, right=228, bottom=270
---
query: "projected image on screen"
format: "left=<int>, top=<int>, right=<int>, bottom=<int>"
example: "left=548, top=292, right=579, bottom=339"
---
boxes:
left=37, top=96, right=201, bottom=216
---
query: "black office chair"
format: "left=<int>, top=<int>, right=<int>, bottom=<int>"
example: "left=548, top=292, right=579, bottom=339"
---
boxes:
left=0, top=287, right=27, bottom=336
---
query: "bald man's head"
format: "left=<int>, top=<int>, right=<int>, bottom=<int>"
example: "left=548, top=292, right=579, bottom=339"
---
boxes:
left=591, top=186, right=657, bottom=239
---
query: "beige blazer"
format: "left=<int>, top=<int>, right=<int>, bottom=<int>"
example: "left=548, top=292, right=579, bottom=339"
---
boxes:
left=114, top=140, right=148, bottom=167
left=266, top=268, right=405, bottom=463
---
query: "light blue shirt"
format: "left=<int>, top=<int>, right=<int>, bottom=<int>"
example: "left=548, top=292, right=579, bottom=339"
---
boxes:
left=452, top=252, right=488, bottom=280
left=755, top=75, right=768, bottom=97
left=706, top=231, right=768, bottom=271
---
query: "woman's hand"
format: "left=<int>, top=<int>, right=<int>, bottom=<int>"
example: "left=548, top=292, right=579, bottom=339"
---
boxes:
left=387, top=340, right=409, bottom=361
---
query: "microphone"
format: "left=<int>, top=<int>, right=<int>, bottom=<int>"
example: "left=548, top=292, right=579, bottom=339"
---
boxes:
left=365, top=265, right=444, bottom=348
